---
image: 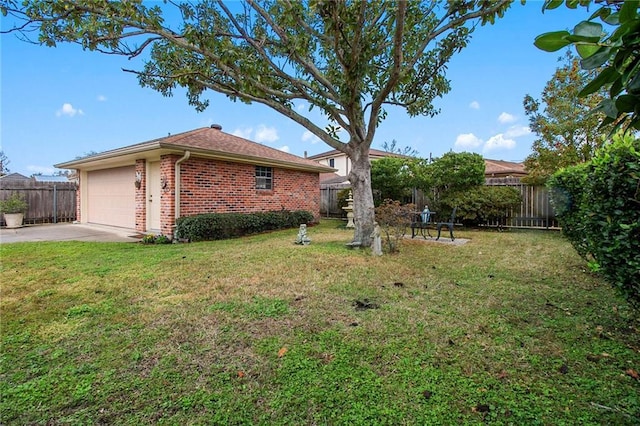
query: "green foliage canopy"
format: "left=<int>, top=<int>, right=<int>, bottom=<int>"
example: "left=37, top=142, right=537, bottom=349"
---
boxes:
left=441, top=185, right=522, bottom=226
left=371, top=156, right=415, bottom=204
left=523, top=53, right=609, bottom=184
left=535, top=0, right=640, bottom=133
left=548, top=133, right=640, bottom=307
left=370, top=151, right=485, bottom=209
left=424, top=151, right=485, bottom=205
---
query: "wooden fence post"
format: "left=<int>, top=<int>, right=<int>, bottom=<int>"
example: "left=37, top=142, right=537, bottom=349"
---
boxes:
left=0, top=178, right=77, bottom=226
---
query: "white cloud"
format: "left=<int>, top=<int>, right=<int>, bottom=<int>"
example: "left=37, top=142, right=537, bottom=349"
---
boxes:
left=469, top=101, right=480, bottom=110
left=505, top=125, right=531, bottom=138
left=232, top=127, right=253, bottom=139
left=497, top=112, right=516, bottom=124
left=296, top=102, right=308, bottom=112
left=302, top=130, right=321, bottom=144
left=56, top=103, right=84, bottom=117
left=27, top=165, right=56, bottom=175
left=278, top=145, right=290, bottom=153
left=97, top=95, right=107, bottom=102
left=254, top=125, right=279, bottom=143
left=454, top=133, right=483, bottom=150
left=484, top=134, right=516, bottom=152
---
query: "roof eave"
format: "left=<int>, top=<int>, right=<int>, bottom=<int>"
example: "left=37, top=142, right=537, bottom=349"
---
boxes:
left=159, top=143, right=335, bottom=173
left=55, top=141, right=335, bottom=174
left=54, top=141, right=163, bottom=169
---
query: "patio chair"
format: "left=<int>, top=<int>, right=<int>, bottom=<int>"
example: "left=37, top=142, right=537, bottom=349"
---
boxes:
left=436, top=207, right=457, bottom=241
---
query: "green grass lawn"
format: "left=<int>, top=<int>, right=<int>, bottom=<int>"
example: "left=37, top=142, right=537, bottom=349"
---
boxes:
left=1, top=220, right=638, bottom=425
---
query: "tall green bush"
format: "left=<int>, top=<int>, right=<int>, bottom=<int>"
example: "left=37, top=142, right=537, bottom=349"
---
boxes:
left=422, top=152, right=485, bottom=211
left=548, top=134, right=640, bottom=307
left=441, top=186, right=522, bottom=227
left=371, top=157, right=414, bottom=205
left=547, top=163, right=590, bottom=258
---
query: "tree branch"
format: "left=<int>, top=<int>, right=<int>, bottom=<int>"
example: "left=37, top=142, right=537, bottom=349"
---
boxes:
left=215, top=1, right=340, bottom=113
left=243, top=0, right=340, bottom=100
left=365, top=0, right=407, bottom=145
left=406, top=0, right=511, bottom=71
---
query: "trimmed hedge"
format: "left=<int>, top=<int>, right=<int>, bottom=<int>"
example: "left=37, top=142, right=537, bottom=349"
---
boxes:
left=175, top=210, right=315, bottom=242
left=548, top=134, right=640, bottom=308
left=440, top=186, right=522, bottom=227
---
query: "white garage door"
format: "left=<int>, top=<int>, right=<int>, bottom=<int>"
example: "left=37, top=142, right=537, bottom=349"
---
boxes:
left=87, top=166, right=136, bottom=228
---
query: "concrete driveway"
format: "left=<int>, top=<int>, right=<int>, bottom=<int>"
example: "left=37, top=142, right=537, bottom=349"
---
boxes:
left=0, top=223, right=143, bottom=243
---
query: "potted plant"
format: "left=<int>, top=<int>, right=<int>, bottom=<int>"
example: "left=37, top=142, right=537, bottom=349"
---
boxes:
left=0, top=193, right=28, bottom=228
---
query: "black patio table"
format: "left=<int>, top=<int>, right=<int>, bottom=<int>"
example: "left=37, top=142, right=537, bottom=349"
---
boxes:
left=410, top=210, right=436, bottom=239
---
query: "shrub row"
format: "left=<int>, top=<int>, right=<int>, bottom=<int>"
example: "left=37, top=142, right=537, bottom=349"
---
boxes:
left=175, top=210, right=315, bottom=242
left=440, top=186, right=522, bottom=227
left=548, top=134, right=640, bottom=308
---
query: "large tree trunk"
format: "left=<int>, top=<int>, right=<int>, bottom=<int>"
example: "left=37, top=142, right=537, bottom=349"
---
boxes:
left=348, top=147, right=375, bottom=247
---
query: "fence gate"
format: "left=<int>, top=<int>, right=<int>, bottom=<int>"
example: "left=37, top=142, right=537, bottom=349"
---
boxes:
left=320, top=183, right=350, bottom=218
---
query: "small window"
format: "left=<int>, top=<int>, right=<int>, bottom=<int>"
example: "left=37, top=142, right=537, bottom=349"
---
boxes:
left=255, top=166, right=273, bottom=190
left=328, top=158, right=335, bottom=168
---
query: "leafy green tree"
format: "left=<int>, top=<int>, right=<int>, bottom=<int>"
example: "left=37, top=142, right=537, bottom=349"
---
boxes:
left=371, top=157, right=413, bottom=205
left=535, top=0, right=640, bottom=133
left=522, top=53, right=609, bottom=185
left=422, top=151, right=485, bottom=211
left=1, top=0, right=512, bottom=246
left=0, top=151, right=9, bottom=176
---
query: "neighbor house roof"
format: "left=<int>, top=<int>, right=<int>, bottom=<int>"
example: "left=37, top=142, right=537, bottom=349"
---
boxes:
left=33, top=175, right=71, bottom=182
left=484, top=159, right=527, bottom=177
left=0, top=172, right=30, bottom=181
left=55, top=126, right=335, bottom=173
left=319, top=173, right=350, bottom=185
left=307, top=148, right=404, bottom=160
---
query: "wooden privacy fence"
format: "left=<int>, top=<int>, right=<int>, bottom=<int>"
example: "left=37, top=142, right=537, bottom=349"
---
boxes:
left=484, top=177, right=559, bottom=230
left=321, top=185, right=427, bottom=218
left=0, top=179, right=77, bottom=226
left=320, top=184, right=350, bottom=218
left=321, top=178, right=559, bottom=230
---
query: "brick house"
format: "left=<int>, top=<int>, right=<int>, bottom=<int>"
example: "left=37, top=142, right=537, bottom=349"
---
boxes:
left=55, top=125, right=334, bottom=236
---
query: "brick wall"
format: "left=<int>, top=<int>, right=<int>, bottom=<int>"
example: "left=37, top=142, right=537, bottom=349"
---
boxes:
left=160, top=155, right=177, bottom=236
left=77, top=156, right=320, bottom=237
left=134, top=159, right=146, bottom=232
left=176, top=156, right=321, bottom=222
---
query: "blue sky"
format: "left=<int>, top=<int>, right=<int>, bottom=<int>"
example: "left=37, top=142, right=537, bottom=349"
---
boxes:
left=1, top=2, right=593, bottom=176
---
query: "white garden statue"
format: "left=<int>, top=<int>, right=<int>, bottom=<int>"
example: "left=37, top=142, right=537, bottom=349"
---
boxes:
left=370, top=222, right=382, bottom=256
left=295, top=224, right=311, bottom=245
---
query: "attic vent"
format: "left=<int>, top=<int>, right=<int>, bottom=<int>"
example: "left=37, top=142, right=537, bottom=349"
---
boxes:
left=210, top=124, right=223, bottom=130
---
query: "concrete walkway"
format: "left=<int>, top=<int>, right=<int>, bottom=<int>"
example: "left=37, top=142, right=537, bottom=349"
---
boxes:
left=0, top=223, right=143, bottom=243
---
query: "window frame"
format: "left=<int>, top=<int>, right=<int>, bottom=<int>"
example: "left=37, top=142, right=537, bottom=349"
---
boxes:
left=255, top=166, right=273, bottom=190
